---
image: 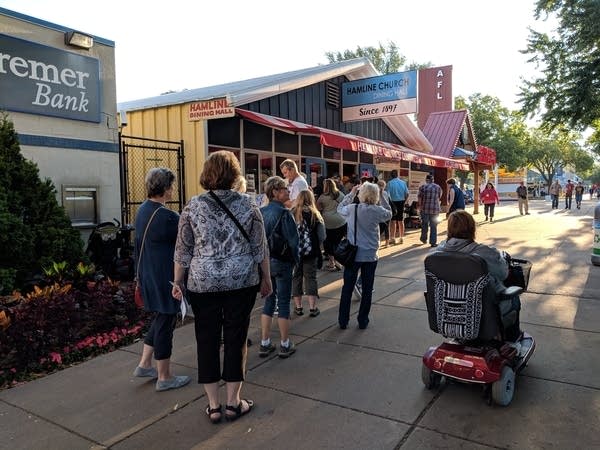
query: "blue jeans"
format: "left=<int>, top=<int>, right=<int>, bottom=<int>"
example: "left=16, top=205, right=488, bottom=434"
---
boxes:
left=338, top=260, right=378, bottom=328
left=420, top=212, right=439, bottom=245
left=263, top=258, right=293, bottom=319
left=551, top=194, right=559, bottom=208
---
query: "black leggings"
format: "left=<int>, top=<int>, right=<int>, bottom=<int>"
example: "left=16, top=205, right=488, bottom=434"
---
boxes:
left=144, top=313, right=177, bottom=360
left=324, top=223, right=347, bottom=256
left=189, top=286, right=258, bottom=383
left=483, top=203, right=495, bottom=218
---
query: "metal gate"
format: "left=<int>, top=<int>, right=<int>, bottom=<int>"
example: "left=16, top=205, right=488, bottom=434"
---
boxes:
left=118, top=134, right=185, bottom=225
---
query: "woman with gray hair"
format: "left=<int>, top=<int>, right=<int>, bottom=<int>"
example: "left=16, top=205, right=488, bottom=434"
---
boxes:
left=337, top=181, right=392, bottom=330
left=132, top=167, right=191, bottom=392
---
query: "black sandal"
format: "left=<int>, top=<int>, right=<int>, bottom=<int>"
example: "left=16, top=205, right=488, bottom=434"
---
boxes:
left=206, top=404, right=222, bottom=424
left=225, top=399, right=254, bottom=421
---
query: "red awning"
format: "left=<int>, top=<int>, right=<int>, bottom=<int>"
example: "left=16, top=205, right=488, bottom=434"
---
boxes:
left=235, top=108, right=470, bottom=171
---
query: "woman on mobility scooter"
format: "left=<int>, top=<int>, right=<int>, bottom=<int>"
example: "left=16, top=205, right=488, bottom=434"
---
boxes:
left=433, top=210, right=521, bottom=341
left=422, top=210, right=535, bottom=406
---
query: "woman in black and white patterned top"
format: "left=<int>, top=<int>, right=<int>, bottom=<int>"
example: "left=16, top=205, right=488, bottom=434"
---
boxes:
left=172, top=150, right=272, bottom=424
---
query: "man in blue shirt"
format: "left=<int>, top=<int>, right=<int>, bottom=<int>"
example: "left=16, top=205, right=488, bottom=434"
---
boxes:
left=385, top=170, right=409, bottom=244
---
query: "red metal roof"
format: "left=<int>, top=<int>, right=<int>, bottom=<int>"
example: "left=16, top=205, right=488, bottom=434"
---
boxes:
left=422, top=110, right=469, bottom=158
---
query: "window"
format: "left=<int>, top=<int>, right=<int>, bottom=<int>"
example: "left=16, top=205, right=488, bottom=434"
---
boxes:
left=62, top=186, right=97, bottom=227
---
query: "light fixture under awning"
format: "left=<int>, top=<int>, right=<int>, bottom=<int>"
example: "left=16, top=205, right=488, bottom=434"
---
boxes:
left=235, top=108, right=470, bottom=171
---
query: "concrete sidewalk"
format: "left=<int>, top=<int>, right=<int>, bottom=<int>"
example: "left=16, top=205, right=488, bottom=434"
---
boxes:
left=1, top=199, right=600, bottom=449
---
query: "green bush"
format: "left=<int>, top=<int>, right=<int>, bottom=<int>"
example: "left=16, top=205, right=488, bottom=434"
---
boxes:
left=0, top=114, right=85, bottom=293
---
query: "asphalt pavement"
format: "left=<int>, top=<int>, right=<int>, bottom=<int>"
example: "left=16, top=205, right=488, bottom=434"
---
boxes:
left=1, top=198, right=599, bottom=450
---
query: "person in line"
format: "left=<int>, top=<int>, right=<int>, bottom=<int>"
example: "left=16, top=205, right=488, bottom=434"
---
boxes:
left=446, top=178, right=466, bottom=218
left=280, top=159, right=308, bottom=208
left=480, top=182, right=500, bottom=222
left=384, top=169, right=409, bottom=244
left=337, top=182, right=392, bottom=330
left=564, top=179, right=574, bottom=209
left=432, top=211, right=522, bottom=341
left=172, top=151, right=272, bottom=423
left=317, top=178, right=347, bottom=271
left=291, top=190, right=326, bottom=317
left=516, top=181, right=530, bottom=215
left=133, top=167, right=191, bottom=392
left=574, top=181, right=585, bottom=209
left=377, top=179, right=393, bottom=247
left=259, top=176, right=300, bottom=358
left=549, top=180, right=561, bottom=209
left=418, top=174, right=442, bottom=247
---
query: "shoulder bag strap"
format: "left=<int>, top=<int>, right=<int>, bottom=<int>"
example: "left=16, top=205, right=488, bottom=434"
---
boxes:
left=136, top=205, right=163, bottom=281
left=208, top=191, right=251, bottom=243
left=353, top=203, right=358, bottom=244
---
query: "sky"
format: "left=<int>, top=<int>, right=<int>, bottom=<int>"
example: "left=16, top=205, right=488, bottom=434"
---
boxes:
left=1, top=0, right=554, bottom=110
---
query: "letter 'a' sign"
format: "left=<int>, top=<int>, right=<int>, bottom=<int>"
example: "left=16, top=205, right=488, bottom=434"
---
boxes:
left=341, top=71, right=417, bottom=122
left=0, top=34, right=100, bottom=123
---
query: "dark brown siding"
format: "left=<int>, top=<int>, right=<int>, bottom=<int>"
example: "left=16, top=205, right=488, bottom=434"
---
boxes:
left=239, top=75, right=402, bottom=145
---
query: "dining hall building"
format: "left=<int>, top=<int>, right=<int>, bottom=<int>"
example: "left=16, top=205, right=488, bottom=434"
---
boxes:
left=117, top=58, right=480, bottom=224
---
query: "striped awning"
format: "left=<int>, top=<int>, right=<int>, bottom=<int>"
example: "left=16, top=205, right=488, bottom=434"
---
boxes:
left=236, top=109, right=469, bottom=171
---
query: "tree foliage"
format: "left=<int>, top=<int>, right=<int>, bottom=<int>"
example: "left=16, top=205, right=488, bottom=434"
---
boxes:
left=0, top=114, right=84, bottom=294
left=325, top=41, right=433, bottom=74
left=455, top=94, right=529, bottom=171
left=519, top=0, right=600, bottom=131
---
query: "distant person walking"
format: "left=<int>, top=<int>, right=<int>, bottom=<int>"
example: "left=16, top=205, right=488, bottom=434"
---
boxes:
left=574, top=182, right=585, bottom=209
left=417, top=174, right=442, bottom=247
left=480, top=182, right=500, bottom=221
left=446, top=178, right=465, bottom=217
left=385, top=169, right=409, bottom=244
left=549, top=180, right=561, bottom=209
left=516, top=181, right=530, bottom=215
left=564, top=180, right=574, bottom=209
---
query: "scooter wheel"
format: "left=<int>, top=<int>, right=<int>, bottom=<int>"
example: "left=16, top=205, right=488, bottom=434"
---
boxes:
left=421, top=364, right=442, bottom=390
left=492, top=366, right=515, bottom=406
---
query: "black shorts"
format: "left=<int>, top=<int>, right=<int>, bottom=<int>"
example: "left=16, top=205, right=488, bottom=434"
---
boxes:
left=391, top=201, right=405, bottom=221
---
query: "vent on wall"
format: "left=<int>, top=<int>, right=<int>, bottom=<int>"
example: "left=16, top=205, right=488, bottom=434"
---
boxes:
left=326, top=81, right=340, bottom=109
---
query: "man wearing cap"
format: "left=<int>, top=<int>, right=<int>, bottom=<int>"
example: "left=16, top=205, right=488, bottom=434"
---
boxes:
left=417, top=174, right=442, bottom=247
left=516, top=181, right=530, bottom=215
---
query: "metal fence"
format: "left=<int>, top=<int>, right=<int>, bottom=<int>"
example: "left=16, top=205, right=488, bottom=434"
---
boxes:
left=118, top=134, right=185, bottom=226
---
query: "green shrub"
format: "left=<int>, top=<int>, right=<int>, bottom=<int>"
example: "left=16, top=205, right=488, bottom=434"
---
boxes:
left=0, top=114, right=85, bottom=293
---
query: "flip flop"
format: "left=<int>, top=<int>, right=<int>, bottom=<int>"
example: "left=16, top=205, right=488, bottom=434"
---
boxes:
left=225, top=399, right=254, bottom=421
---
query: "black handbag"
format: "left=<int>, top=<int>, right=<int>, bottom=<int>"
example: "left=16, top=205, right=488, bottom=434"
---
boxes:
left=334, top=203, right=358, bottom=266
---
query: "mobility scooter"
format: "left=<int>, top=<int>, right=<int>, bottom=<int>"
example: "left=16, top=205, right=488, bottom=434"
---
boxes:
left=421, top=252, right=535, bottom=406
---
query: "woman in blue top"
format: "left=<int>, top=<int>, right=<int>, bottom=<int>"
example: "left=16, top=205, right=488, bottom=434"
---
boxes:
left=337, top=182, right=392, bottom=329
left=133, top=167, right=191, bottom=392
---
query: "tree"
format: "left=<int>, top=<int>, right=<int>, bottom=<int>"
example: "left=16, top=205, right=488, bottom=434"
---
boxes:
left=455, top=94, right=529, bottom=171
left=0, top=114, right=84, bottom=294
left=325, top=41, right=407, bottom=74
left=525, top=128, right=594, bottom=188
left=519, top=0, right=600, bottom=132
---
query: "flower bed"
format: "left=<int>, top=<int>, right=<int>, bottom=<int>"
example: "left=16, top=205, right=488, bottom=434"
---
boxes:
left=0, top=279, right=151, bottom=389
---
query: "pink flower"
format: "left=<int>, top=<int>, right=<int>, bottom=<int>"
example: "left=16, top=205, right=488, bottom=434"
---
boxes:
left=50, top=352, right=62, bottom=364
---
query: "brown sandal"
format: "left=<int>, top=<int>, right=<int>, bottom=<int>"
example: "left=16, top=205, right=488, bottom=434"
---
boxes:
left=225, top=399, right=254, bottom=421
left=206, top=404, right=222, bottom=424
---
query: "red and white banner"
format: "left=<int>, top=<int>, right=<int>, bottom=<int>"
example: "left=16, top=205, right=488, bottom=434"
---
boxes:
left=188, top=97, right=234, bottom=121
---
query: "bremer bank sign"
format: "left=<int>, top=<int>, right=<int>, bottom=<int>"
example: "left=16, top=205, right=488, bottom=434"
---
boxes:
left=0, top=34, right=100, bottom=123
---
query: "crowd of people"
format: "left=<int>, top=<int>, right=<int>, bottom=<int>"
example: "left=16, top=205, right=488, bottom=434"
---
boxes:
left=132, top=153, right=591, bottom=424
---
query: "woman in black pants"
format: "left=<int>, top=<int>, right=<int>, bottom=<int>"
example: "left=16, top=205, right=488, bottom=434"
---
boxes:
left=172, top=151, right=272, bottom=424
